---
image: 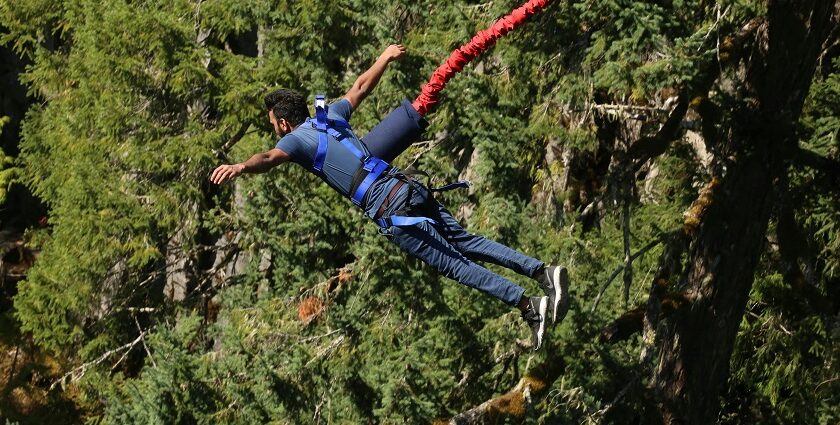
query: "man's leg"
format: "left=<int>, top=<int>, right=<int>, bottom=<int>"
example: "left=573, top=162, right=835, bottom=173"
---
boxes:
left=388, top=220, right=551, bottom=350
left=387, top=220, right=526, bottom=306
left=421, top=200, right=570, bottom=326
left=384, top=183, right=553, bottom=350
left=427, top=202, right=544, bottom=278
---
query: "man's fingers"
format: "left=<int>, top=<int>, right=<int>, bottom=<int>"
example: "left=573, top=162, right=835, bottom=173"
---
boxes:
left=210, top=165, right=234, bottom=185
left=223, top=167, right=239, bottom=184
left=210, top=168, right=221, bottom=184
left=212, top=167, right=223, bottom=182
left=387, top=44, right=406, bottom=58
left=220, top=169, right=233, bottom=184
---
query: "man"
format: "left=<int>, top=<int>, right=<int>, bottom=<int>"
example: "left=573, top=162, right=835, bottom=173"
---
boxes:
left=210, top=44, right=569, bottom=350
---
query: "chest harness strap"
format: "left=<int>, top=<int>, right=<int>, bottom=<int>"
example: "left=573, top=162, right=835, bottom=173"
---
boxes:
left=309, top=95, right=393, bottom=207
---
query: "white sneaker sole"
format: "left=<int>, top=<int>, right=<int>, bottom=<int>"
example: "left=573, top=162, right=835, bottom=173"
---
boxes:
left=535, top=296, right=548, bottom=350
left=550, top=267, right=569, bottom=324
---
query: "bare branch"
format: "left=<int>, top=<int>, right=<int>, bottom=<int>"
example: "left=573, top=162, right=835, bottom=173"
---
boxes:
left=794, top=147, right=840, bottom=189
left=591, top=236, right=665, bottom=313
left=304, top=334, right=347, bottom=367
left=622, top=184, right=633, bottom=308
left=448, top=354, right=565, bottom=424
left=50, top=331, right=147, bottom=391
left=214, top=123, right=252, bottom=160
left=136, top=316, right=157, bottom=368
left=592, top=374, right=642, bottom=420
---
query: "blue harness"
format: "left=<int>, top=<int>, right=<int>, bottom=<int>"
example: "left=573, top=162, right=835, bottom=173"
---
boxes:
left=308, top=95, right=468, bottom=229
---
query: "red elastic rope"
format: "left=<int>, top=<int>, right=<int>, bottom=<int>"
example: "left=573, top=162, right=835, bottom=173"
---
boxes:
left=412, top=0, right=554, bottom=116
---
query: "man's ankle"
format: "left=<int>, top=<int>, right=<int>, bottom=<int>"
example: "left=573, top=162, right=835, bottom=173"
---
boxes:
left=517, top=295, right=531, bottom=312
left=531, top=264, right=546, bottom=280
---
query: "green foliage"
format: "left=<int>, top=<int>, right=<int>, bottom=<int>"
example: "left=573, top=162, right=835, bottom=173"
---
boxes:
left=726, top=271, right=839, bottom=425
left=0, top=0, right=836, bottom=423
left=0, top=116, right=18, bottom=204
left=798, top=56, right=840, bottom=278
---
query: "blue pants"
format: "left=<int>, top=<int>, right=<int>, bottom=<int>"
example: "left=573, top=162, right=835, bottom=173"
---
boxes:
left=382, top=181, right=543, bottom=306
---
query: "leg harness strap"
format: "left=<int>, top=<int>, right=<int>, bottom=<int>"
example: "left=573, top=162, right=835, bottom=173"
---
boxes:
left=377, top=216, right=437, bottom=228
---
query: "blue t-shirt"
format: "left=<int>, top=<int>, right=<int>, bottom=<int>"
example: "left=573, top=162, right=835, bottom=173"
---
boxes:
left=275, top=99, right=402, bottom=219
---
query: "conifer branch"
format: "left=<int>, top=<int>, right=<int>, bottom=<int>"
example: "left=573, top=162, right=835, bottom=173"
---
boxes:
left=448, top=339, right=530, bottom=402
left=599, top=293, right=690, bottom=344
left=628, top=17, right=764, bottom=171
left=406, top=129, right=450, bottom=169
left=304, top=334, right=347, bottom=367
left=775, top=186, right=833, bottom=317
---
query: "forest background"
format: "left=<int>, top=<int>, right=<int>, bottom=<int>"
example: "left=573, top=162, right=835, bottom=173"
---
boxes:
left=0, top=0, right=838, bottom=423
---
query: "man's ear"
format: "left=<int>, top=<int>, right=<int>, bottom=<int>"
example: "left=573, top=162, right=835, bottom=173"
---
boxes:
left=279, top=119, right=292, bottom=133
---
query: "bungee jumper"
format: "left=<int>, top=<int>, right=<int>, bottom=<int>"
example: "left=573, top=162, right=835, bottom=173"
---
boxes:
left=210, top=0, right=567, bottom=351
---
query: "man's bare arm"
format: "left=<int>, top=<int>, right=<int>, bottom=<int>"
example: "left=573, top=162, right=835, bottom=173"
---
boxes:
left=210, top=148, right=289, bottom=185
left=343, top=44, right=406, bottom=110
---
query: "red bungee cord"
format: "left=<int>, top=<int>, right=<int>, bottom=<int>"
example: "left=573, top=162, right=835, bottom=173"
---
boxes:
left=411, top=0, right=555, bottom=116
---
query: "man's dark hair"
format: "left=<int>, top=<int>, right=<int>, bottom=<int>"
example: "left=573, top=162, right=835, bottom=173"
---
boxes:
left=264, top=89, right=309, bottom=126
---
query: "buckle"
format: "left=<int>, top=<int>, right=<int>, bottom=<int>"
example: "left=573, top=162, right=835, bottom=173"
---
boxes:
left=362, top=156, right=376, bottom=172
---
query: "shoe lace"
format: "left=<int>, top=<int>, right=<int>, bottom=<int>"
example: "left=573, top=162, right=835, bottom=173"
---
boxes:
left=521, top=308, right=541, bottom=323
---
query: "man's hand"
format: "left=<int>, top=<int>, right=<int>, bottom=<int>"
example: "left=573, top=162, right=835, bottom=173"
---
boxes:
left=210, top=163, right=245, bottom=185
left=380, top=44, right=406, bottom=62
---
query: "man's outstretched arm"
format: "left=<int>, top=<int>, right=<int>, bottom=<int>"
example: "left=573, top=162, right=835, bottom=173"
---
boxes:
left=210, top=148, right=289, bottom=185
left=343, top=44, right=406, bottom=110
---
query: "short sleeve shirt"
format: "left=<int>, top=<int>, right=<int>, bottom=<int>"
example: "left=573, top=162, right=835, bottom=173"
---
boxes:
left=275, top=99, right=401, bottom=218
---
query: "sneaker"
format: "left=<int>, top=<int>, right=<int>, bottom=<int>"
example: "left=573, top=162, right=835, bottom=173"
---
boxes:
left=537, top=265, right=570, bottom=326
left=521, top=296, right=549, bottom=351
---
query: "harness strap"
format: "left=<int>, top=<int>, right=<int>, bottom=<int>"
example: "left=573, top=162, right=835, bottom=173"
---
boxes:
left=308, top=95, right=390, bottom=207
left=376, top=216, right=437, bottom=228
left=351, top=158, right=389, bottom=206
left=403, top=165, right=471, bottom=193
left=430, top=181, right=471, bottom=192
left=308, top=119, right=364, bottom=158
left=375, top=180, right=407, bottom=219
left=313, top=95, right=329, bottom=172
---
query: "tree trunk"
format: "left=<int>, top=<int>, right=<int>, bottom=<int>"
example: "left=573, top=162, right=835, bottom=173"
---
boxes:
left=653, top=156, right=775, bottom=423
left=651, top=1, right=837, bottom=423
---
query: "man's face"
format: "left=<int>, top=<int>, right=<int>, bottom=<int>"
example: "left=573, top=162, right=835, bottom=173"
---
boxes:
left=268, top=110, right=292, bottom=137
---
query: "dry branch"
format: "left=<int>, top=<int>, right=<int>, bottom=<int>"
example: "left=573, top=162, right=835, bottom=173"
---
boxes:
left=50, top=331, right=147, bottom=391
left=591, top=236, right=665, bottom=313
left=447, top=354, right=565, bottom=424
left=599, top=294, right=688, bottom=344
